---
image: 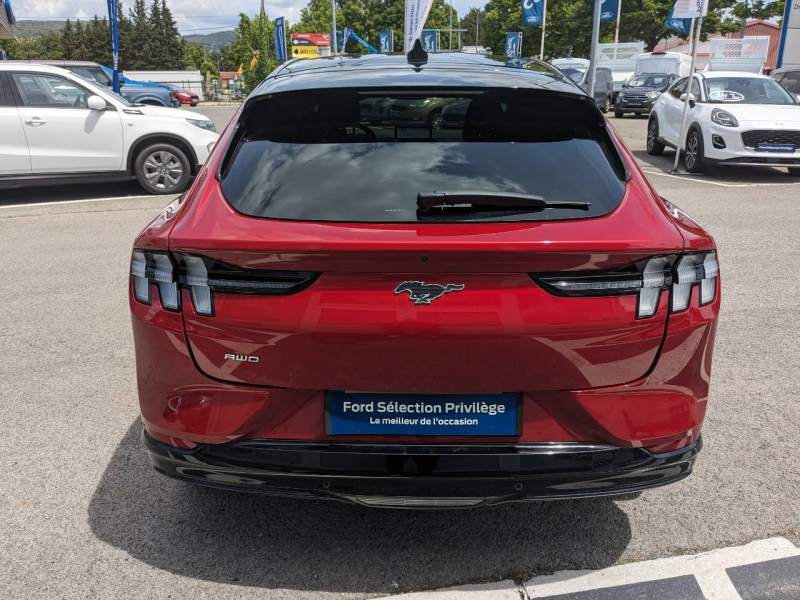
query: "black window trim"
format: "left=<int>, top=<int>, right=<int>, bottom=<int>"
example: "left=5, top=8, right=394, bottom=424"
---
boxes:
left=0, top=71, right=11, bottom=106
left=8, top=70, right=116, bottom=111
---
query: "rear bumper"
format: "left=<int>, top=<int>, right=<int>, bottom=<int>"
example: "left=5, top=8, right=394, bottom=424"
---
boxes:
left=144, top=430, right=701, bottom=508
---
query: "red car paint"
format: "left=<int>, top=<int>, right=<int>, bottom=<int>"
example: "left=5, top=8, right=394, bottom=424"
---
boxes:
left=129, top=62, right=719, bottom=502
left=172, top=89, right=199, bottom=106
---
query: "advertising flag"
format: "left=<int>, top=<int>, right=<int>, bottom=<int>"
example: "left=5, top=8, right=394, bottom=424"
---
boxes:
left=664, top=7, right=692, bottom=35
left=600, top=0, right=618, bottom=22
left=274, top=17, right=287, bottom=62
left=521, top=0, right=544, bottom=26
left=379, top=30, right=394, bottom=52
left=404, top=0, right=436, bottom=52
left=421, top=29, right=437, bottom=52
left=342, top=27, right=353, bottom=52
left=671, top=0, right=708, bottom=19
left=504, top=32, right=522, bottom=58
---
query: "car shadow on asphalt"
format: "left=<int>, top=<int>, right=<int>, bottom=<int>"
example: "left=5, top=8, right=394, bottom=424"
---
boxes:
left=630, top=149, right=798, bottom=185
left=88, top=421, right=633, bottom=595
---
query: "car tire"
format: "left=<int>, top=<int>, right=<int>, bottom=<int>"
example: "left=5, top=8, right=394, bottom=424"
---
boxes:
left=134, top=143, right=192, bottom=195
left=428, top=109, right=443, bottom=130
left=646, top=117, right=665, bottom=156
left=684, top=129, right=706, bottom=173
left=614, top=111, right=623, bottom=118
left=788, top=167, right=800, bottom=177
left=600, top=96, right=611, bottom=114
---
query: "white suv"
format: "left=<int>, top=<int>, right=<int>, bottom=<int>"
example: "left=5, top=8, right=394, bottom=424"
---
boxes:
left=647, top=71, right=800, bottom=175
left=0, top=63, right=219, bottom=194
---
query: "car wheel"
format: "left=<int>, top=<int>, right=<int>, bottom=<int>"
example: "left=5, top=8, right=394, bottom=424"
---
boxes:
left=646, top=117, right=665, bottom=156
left=684, top=129, right=706, bottom=173
left=134, top=143, right=192, bottom=195
left=140, top=100, right=163, bottom=106
left=614, top=111, right=623, bottom=118
left=428, top=109, right=443, bottom=130
left=600, top=97, right=611, bottom=114
left=788, top=167, right=800, bottom=177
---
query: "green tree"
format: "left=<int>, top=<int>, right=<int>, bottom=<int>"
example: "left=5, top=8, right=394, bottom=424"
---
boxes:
left=129, top=0, right=150, bottom=69
left=61, top=19, right=77, bottom=59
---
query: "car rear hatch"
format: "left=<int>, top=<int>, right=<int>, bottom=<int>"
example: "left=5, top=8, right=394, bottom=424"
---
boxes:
left=168, top=87, right=684, bottom=393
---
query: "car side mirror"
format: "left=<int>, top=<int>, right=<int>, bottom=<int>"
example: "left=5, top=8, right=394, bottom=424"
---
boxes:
left=680, top=93, right=696, bottom=107
left=87, top=95, right=107, bottom=111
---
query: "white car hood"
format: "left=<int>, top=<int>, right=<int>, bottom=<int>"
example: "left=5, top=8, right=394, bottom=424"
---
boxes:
left=130, top=104, right=211, bottom=122
left=722, top=104, right=800, bottom=126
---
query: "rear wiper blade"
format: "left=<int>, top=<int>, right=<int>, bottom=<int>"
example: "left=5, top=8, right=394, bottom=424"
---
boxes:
left=416, top=190, right=591, bottom=211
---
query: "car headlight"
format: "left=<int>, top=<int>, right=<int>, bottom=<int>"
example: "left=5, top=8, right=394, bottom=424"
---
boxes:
left=646, top=91, right=661, bottom=99
left=711, top=109, right=739, bottom=128
left=187, top=119, right=216, bottom=132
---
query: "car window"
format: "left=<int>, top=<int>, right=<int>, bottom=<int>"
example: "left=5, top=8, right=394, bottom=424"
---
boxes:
left=781, top=72, right=800, bottom=95
left=0, top=73, right=9, bottom=106
left=772, top=73, right=785, bottom=84
left=670, top=78, right=687, bottom=99
left=629, top=74, right=669, bottom=88
left=562, top=68, right=585, bottom=83
left=704, top=76, right=796, bottom=105
left=220, top=90, right=626, bottom=224
left=12, top=73, right=91, bottom=108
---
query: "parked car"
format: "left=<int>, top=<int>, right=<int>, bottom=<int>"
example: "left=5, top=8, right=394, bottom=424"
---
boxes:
left=648, top=71, right=800, bottom=174
left=389, top=97, right=455, bottom=129
left=131, top=51, right=719, bottom=507
left=0, top=63, right=218, bottom=193
left=614, top=72, right=677, bottom=118
left=160, top=84, right=200, bottom=107
left=771, top=67, right=800, bottom=99
left=7, top=60, right=175, bottom=107
left=561, top=66, right=614, bottom=112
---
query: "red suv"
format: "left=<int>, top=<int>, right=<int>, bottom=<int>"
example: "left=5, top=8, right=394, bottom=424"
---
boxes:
left=130, top=51, right=720, bottom=508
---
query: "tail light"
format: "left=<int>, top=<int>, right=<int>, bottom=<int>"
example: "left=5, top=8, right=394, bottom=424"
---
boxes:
left=532, top=252, right=718, bottom=319
left=131, top=250, right=318, bottom=316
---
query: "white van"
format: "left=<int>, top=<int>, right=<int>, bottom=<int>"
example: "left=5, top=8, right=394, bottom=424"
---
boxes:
left=635, top=51, right=693, bottom=78
left=551, top=58, right=590, bottom=71
left=597, top=42, right=645, bottom=97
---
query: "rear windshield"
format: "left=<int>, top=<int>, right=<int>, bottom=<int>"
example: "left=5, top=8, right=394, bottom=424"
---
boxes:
left=220, top=90, right=627, bottom=223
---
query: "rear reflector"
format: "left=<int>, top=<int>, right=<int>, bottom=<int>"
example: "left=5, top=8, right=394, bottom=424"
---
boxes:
left=131, top=250, right=318, bottom=316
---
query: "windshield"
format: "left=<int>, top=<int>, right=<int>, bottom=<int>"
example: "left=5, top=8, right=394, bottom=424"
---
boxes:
left=704, top=77, right=797, bottom=105
left=562, top=68, right=585, bottom=83
left=220, top=90, right=626, bottom=223
left=628, top=74, right=669, bottom=88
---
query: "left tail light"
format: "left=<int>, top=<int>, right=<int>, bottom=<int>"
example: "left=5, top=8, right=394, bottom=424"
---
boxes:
left=131, top=250, right=318, bottom=316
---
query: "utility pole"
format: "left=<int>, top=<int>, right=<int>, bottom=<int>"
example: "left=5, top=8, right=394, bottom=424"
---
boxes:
left=476, top=12, right=479, bottom=50
left=586, top=0, right=602, bottom=100
left=540, top=0, right=547, bottom=59
left=332, top=0, right=338, bottom=55
left=449, top=0, right=453, bottom=50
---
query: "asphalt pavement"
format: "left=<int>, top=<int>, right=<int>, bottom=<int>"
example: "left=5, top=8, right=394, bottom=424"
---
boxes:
left=0, top=107, right=798, bottom=599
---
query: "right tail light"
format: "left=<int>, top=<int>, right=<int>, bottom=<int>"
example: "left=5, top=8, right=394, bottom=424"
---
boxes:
left=532, top=251, right=718, bottom=318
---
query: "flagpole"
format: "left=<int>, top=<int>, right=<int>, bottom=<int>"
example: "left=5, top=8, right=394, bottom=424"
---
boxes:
left=332, top=0, right=337, bottom=55
left=687, top=17, right=695, bottom=54
left=587, top=0, right=602, bottom=99
left=614, top=0, right=622, bottom=44
left=449, top=0, right=453, bottom=50
left=672, top=16, right=703, bottom=173
left=540, top=0, right=547, bottom=59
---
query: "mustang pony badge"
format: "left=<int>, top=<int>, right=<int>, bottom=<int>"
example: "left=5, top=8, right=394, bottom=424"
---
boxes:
left=394, top=281, right=465, bottom=305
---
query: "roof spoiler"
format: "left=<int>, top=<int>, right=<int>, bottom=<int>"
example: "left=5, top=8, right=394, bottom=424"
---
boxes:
left=407, top=38, right=428, bottom=66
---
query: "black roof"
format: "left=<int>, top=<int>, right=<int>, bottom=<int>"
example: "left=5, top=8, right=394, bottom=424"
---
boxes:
left=250, top=53, right=588, bottom=98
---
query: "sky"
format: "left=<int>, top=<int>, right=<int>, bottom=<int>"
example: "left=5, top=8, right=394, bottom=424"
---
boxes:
left=11, top=0, right=478, bottom=34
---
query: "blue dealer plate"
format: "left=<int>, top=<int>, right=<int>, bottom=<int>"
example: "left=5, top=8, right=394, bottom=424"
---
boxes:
left=755, top=143, right=795, bottom=153
left=325, top=392, right=521, bottom=436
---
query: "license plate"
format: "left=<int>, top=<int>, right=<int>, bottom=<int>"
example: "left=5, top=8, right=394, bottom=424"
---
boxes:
left=325, top=392, right=521, bottom=436
left=756, top=143, right=795, bottom=153
left=627, top=103, right=642, bottom=107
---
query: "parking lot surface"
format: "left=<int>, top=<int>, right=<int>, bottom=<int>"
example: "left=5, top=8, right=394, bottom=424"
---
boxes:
left=1, top=108, right=798, bottom=599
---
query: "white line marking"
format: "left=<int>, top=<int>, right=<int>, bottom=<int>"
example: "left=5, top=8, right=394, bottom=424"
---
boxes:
left=524, top=537, right=799, bottom=599
left=0, top=194, right=174, bottom=210
left=640, top=167, right=800, bottom=188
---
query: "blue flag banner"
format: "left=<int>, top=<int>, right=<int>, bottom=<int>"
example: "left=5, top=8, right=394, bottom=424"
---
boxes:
left=106, top=0, right=120, bottom=93
left=421, top=29, right=437, bottom=52
left=522, top=0, right=544, bottom=26
left=274, top=17, right=287, bottom=62
left=379, top=30, right=394, bottom=53
left=665, top=7, right=692, bottom=35
left=505, top=32, right=522, bottom=58
left=341, top=27, right=353, bottom=52
left=600, top=0, right=618, bottom=22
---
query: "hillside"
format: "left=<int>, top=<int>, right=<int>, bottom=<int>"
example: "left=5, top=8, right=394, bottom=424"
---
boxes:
left=12, top=20, right=235, bottom=49
left=183, top=30, right=234, bottom=49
